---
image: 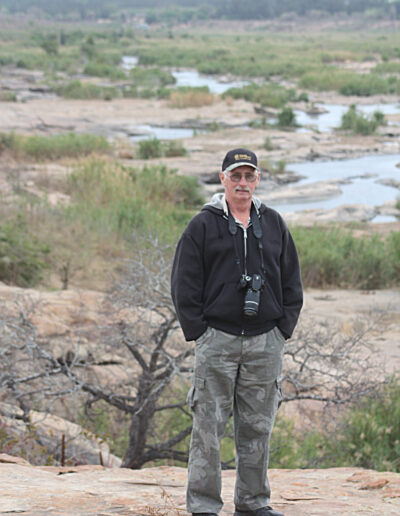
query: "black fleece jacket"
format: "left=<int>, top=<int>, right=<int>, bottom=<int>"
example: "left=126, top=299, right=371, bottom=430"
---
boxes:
left=171, top=200, right=303, bottom=342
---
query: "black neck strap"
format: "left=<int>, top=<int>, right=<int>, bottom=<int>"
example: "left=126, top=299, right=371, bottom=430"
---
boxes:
left=227, top=204, right=265, bottom=277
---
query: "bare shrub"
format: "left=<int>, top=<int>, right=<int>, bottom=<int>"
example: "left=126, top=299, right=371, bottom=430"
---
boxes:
left=0, top=235, right=388, bottom=469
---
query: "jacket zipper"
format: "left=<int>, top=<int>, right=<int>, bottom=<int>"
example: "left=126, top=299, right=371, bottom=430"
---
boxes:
left=242, top=225, right=247, bottom=335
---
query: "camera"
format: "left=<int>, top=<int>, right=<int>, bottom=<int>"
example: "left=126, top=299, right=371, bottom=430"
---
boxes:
left=240, top=274, right=263, bottom=317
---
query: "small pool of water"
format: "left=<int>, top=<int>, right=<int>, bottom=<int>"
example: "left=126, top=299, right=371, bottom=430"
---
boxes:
left=129, top=125, right=201, bottom=141
left=121, top=56, right=138, bottom=70
left=171, top=69, right=249, bottom=94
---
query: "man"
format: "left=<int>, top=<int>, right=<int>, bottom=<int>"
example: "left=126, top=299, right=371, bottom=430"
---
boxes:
left=171, top=148, right=303, bottom=516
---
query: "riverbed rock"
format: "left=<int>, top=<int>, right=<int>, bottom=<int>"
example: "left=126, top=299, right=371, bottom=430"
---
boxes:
left=376, top=177, right=400, bottom=189
left=0, top=461, right=399, bottom=515
left=259, top=180, right=343, bottom=204
left=282, top=203, right=377, bottom=224
left=377, top=199, right=400, bottom=218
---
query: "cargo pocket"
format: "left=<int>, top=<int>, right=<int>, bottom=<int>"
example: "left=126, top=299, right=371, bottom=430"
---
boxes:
left=186, top=376, right=205, bottom=412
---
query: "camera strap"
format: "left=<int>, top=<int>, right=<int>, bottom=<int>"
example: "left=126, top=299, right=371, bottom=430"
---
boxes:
left=250, top=207, right=266, bottom=277
left=227, top=205, right=266, bottom=278
left=227, top=209, right=243, bottom=277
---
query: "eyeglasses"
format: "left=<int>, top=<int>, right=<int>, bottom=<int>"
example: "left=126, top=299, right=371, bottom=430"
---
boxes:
left=226, top=171, right=258, bottom=182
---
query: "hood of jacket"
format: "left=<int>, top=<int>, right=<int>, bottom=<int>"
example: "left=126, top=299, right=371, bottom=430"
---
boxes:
left=202, top=193, right=262, bottom=217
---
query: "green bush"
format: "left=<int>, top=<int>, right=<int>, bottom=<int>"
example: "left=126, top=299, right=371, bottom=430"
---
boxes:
left=299, top=68, right=357, bottom=92
left=276, top=107, right=297, bottom=128
left=329, top=378, right=400, bottom=472
left=0, top=218, right=50, bottom=287
left=136, top=138, right=163, bottom=159
left=340, top=105, right=386, bottom=135
left=292, top=226, right=400, bottom=289
left=339, top=74, right=399, bottom=96
left=40, top=34, right=59, bottom=56
left=55, top=80, right=119, bottom=100
left=136, top=138, right=188, bottom=160
left=83, top=61, right=126, bottom=80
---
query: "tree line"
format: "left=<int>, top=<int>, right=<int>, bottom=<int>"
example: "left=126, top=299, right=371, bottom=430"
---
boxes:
left=1, top=0, right=398, bottom=21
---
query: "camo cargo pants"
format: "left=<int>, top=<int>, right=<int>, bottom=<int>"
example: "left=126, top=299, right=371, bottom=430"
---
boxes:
left=186, top=326, right=285, bottom=514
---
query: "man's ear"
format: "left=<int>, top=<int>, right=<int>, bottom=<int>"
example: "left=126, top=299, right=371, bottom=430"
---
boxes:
left=219, top=171, right=225, bottom=184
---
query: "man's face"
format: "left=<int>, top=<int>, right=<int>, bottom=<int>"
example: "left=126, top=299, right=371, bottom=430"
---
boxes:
left=219, top=165, right=260, bottom=205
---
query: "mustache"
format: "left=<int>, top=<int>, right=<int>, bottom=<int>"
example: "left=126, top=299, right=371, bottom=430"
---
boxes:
left=235, top=186, right=250, bottom=192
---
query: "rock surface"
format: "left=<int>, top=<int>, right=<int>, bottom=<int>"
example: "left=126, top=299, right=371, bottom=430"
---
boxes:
left=0, top=402, right=121, bottom=468
left=0, top=457, right=399, bottom=515
left=282, top=203, right=378, bottom=224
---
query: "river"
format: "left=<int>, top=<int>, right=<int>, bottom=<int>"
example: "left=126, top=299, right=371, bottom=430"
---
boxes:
left=122, top=57, right=400, bottom=221
left=269, top=154, right=400, bottom=222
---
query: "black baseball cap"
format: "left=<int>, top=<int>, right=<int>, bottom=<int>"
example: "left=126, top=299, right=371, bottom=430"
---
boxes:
left=222, top=147, right=258, bottom=173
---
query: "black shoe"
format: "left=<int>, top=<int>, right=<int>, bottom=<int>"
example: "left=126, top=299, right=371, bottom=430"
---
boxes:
left=192, top=513, right=218, bottom=516
left=234, top=507, right=284, bottom=516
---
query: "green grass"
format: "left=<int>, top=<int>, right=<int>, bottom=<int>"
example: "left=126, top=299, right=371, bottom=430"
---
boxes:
left=326, top=377, right=400, bottom=472
left=292, top=225, right=400, bottom=289
left=0, top=216, right=50, bottom=287
left=0, top=132, right=112, bottom=160
left=83, top=61, right=126, bottom=80
left=64, top=159, right=204, bottom=242
left=216, top=377, right=400, bottom=472
left=54, top=80, right=120, bottom=100
left=373, top=62, right=400, bottom=74
left=269, top=377, right=400, bottom=472
left=299, top=68, right=400, bottom=95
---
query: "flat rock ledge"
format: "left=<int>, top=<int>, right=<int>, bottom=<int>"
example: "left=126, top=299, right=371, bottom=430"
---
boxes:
left=1, top=455, right=399, bottom=515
